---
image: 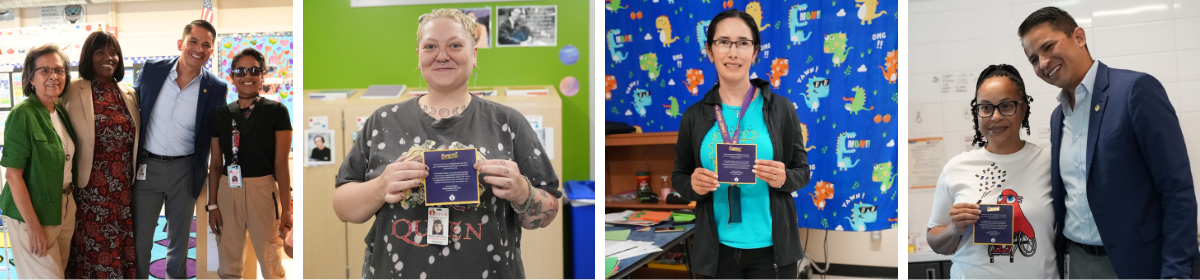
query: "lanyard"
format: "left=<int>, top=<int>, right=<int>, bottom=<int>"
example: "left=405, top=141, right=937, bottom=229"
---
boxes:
left=713, top=86, right=755, bottom=226
left=231, top=97, right=260, bottom=166
left=713, top=85, right=756, bottom=144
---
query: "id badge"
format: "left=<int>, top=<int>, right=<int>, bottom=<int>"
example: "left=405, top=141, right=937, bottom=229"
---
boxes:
left=136, top=164, right=147, bottom=181
left=427, top=207, right=449, bottom=246
left=228, top=166, right=243, bottom=188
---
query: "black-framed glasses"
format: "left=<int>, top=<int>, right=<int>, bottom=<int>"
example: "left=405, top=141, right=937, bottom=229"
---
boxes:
left=713, top=39, right=756, bottom=54
left=231, top=67, right=263, bottom=77
left=35, top=67, right=66, bottom=77
left=975, top=101, right=1022, bottom=118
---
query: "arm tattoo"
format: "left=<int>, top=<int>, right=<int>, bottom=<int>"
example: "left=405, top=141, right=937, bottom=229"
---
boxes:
left=517, top=188, right=558, bottom=229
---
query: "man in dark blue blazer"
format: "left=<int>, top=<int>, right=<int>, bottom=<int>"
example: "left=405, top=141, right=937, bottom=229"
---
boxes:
left=1019, top=7, right=1198, bottom=279
left=131, top=20, right=228, bottom=279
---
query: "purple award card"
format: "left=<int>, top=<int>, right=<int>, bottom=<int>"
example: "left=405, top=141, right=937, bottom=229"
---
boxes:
left=973, top=204, right=1014, bottom=245
left=716, top=143, right=757, bottom=185
left=423, top=148, right=480, bottom=205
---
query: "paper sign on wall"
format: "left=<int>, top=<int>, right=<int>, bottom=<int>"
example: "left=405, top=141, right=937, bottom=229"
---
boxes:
left=308, top=116, right=329, bottom=129
left=908, top=137, right=944, bottom=189
left=352, top=116, right=369, bottom=141
left=40, top=5, right=85, bottom=26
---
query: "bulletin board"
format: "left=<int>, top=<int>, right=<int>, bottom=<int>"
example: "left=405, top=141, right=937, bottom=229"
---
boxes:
left=605, top=0, right=899, bottom=231
left=216, top=32, right=295, bottom=118
left=0, top=23, right=106, bottom=66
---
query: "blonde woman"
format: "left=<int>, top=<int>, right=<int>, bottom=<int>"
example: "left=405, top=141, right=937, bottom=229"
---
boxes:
left=332, top=9, right=560, bottom=278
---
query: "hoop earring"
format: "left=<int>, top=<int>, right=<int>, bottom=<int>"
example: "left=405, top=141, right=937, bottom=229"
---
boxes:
left=472, top=68, right=479, bottom=87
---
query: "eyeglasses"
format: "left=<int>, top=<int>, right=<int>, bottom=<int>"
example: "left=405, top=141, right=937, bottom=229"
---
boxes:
left=712, top=39, right=756, bottom=54
left=231, top=67, right=263, bottom=77
left=35, top=67, right=66, bottom=77
left=975, top=101, right=1023, bottom=118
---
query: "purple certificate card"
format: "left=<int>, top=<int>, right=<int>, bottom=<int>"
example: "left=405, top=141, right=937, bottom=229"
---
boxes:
left=423, top=148, right=480, bottom=205
left=973, top=204, right=1014, bottom=245
left=716, top=143, right=757, bottom=185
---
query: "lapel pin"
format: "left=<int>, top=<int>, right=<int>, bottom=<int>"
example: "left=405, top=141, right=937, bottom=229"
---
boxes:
left=203, top=89, right=207, bottom=93
left=1094, top=105, right=1099, bottom=112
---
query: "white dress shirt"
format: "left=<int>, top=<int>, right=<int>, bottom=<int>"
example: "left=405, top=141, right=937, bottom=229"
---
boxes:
left=1059, top=59, right=1102, bottom=245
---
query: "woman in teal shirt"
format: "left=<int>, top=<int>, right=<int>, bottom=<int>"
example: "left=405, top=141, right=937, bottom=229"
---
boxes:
left=0, top=44, right=78, bottom=279
left=672, top=9, right=811, bottom=278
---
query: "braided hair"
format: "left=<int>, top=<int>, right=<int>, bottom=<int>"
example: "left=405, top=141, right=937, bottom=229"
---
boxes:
left=970, top=64, right=1033, bottom=148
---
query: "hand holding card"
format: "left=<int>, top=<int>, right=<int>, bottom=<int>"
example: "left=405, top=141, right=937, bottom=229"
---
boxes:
left=690, top=168, right=719, bottom=195
left=475, top=159, right=530, bottom=205
left=752, top=159, right=787, bottom=187
left=377, top=161, right=429, bottom=204
left=949, top=203, right=981, bottom=234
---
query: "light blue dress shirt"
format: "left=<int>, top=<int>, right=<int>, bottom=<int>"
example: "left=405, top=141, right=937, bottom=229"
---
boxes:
left=1059, top=60, right=1102, bottom=245
left=144, top=60, right=200, bottom=156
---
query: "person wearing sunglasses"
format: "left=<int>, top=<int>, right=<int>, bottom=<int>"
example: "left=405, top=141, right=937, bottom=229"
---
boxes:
left=0, top=44, right=78, bottom=279
left=60, top=30, right=141, bottom=279
left=131, top=20, right=229, bottom=279
left=331, top=9, right=560, bottom=278
left=206, top=47, right=291, bottom=279
left=925, top=65, right=1058, bottom=278
left=670, top=9, right=810, bottom=278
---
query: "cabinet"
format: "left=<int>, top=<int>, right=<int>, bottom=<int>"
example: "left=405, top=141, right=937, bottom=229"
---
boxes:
left=603, top=132, right=694, bottom=212
left=908, top=261, right=952, bottom=279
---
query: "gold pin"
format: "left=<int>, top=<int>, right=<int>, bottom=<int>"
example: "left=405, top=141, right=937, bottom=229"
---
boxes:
left=1094, top=105, right=1099, bottom=112
left=203, top=89, right=208, bottom=93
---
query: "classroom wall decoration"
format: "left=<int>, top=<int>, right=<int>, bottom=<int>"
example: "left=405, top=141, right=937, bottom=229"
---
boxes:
left=0, top=23, right=106, bottom=65
left=217, top=32, right=295, bottom=118
left=605, top=0, right=899, bottom=231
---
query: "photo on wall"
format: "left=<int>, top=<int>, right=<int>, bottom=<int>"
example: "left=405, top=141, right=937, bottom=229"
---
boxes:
left=496, top=5, right=556, bottom=47
left=444, top=7, right=492, bottom=48
left=306, top=129, right=335, bottom=165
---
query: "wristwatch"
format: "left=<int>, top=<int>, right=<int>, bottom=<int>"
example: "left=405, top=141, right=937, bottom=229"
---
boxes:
left=206, top=204, right=219, bottom=212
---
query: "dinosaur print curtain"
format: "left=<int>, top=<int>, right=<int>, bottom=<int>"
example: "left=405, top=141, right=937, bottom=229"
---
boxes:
left=604, top=0, right=899, bottom=231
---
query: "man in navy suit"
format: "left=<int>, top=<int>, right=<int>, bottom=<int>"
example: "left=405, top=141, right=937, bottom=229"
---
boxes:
left=131, top=20, right=227, bottom=279
left=1019, top=7, right=1198, bottom=279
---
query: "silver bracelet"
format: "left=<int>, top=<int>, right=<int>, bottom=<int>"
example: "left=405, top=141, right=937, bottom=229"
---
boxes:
left=512, top=176, right=536, bottom=214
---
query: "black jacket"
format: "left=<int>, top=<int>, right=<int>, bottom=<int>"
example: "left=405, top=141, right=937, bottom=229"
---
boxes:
left=672, top=78, right=811, bottom=276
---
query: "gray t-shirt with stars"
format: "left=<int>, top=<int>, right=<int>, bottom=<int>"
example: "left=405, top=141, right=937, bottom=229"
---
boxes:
left=336, top=95, right=561, bottom=279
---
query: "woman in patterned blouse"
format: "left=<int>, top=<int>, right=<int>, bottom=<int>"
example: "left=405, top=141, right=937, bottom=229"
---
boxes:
left=60, top=31, right=142, bottom=279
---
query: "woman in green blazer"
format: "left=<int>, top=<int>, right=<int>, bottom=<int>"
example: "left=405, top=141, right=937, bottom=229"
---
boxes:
left=0, top=44, right=78, bottom=279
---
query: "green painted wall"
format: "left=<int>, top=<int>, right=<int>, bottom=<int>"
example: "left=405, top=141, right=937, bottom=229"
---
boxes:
left=303, top=0, right=591, bottom=182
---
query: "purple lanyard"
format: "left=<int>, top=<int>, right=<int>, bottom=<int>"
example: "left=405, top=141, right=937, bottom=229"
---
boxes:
left=713, top=86, right=757, bottom=144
